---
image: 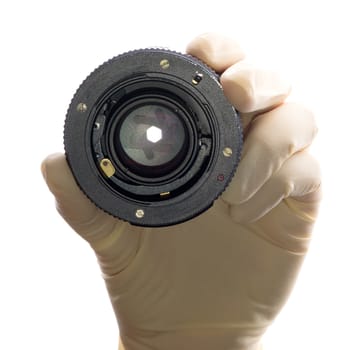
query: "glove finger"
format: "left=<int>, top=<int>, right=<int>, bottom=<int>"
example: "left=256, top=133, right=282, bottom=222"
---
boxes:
left=186, top=32, right=245, bottom=73
left=227, top=150, right=321, bottom=224
left=222, top=102, right=318, bottom=205
left=186, top=33, right=291, bottom=133
left=220, top=60, right=291, bottom=114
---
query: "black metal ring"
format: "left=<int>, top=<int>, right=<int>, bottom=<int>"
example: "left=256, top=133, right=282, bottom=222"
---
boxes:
left=64, top=49, right=242, bottom=227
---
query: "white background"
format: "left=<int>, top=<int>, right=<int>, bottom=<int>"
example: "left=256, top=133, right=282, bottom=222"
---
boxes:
left=0, top=1, right=349, bottom=349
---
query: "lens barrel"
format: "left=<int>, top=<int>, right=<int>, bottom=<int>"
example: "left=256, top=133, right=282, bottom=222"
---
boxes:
left=64, top=49, right=242, bottom=227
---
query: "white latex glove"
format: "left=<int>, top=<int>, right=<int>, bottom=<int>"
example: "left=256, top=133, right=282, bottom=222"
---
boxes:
left=42, top=33, right=321, bottom=350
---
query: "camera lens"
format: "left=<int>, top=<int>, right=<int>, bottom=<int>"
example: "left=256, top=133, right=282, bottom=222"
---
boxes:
left=64, top=49, right=242, bottom=227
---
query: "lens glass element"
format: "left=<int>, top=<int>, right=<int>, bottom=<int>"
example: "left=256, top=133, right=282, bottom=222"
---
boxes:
left=118, top=104, right=186, bottom=169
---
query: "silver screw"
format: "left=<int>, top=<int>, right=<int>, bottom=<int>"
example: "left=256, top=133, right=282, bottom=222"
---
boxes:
left=160, top=59, right=170, bottom=69
left=223, top=147, right=233, bottom=157
left=77, top=102, right=87, bottom=113
left=135, top=209, right=145, bottom=219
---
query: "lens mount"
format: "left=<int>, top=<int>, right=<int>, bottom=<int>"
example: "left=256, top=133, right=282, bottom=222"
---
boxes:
left=64, top=49, right=242, bottom=227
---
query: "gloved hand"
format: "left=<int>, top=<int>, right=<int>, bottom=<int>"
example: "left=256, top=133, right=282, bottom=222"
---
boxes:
left=41, top=33, right=321, bottom=350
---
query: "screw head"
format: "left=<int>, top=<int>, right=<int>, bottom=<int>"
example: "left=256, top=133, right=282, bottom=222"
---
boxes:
left=160, top=59, right=170, bottom=69
left=223, top=147, right=233, bottom=157
left=135, top=209, right=145, bottom=219
left=77, top=102, right=87, bottom=113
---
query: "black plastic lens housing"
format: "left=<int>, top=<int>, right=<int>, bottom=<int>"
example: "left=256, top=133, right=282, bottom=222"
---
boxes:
left=64, top=49, right=242, bottom=227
